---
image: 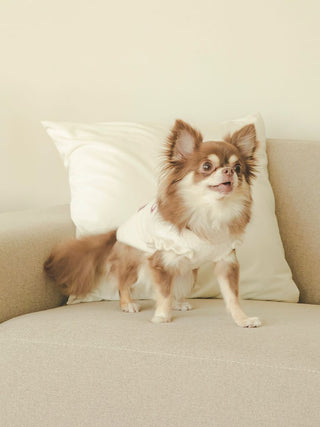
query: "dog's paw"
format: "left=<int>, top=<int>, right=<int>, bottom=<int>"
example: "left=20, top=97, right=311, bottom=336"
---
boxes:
left=172, top=301, right=193, bottom=311
left=151, top=313, right=173, bottom=324
left=237, top=316, right=262, bottom=328
left=120, top=302, right=141, bottom=313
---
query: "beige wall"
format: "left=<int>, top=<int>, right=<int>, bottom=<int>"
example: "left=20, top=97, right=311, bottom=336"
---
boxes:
left=1, top=0, right=319, bottom=212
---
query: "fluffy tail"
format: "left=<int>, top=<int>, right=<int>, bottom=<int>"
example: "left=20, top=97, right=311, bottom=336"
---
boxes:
left=44, top=230, right=117, bottom=297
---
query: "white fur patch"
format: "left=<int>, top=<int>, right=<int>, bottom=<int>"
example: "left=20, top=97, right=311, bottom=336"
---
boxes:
left=161, top=251, right=191, bottom=274
left=172, top=300, right=193, bottom=311
left=208, top=154, right=220, bottom=165
left=173, top=272, right=194, bottom=300
left=220, top=250, right=237, bottom=265
left=131, top=259, right=154, bottom=298
left=152, top=291, right=173, bottom=323
left=121, top=302, right=141, bottom=313
left=229, top=154, right=239, bottom=164
left=178, top=171, right=250, bottom=240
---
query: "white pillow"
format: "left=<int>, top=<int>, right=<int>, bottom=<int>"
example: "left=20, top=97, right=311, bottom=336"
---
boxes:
left=43, top=114, right=299, bottom=303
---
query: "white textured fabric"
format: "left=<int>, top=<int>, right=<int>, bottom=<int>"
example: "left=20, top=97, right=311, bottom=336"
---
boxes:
left=117, top=200, right=240, bottom=267
left=43, top=122, right=168, bottom=236
left=43, top=113, right=299, bottom=303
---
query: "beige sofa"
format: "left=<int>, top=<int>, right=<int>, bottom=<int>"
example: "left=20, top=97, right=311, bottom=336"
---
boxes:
left=1, top=139, right=319, bottom=427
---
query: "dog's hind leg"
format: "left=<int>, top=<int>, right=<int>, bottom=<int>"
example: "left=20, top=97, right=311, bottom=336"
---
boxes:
left=109, top=243, right=142, bottom=313
left=119, top=290, right=140, bottom=313
left=117, top=262, right=141, bottom=313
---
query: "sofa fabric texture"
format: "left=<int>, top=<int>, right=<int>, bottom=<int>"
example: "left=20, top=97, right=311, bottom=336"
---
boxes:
left=0, top=139, right=318, bottom=325
left=0, top=137, right=319, bottom=427
left=0, top=205, right=74, bottom=323
left=267, top=139, right=320, bottom=304
left=1, top=299, right=319, bottom=427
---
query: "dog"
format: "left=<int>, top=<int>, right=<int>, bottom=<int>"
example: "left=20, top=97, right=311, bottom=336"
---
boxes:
left=44, top=119, right=261, bottom=327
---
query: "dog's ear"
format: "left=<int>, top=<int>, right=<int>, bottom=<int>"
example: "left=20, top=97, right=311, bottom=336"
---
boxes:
left=225, top=124, right=258, bottom=183
left=227, top=124, right=257, bottom=159
left=167, top=119, right=203, bottom=162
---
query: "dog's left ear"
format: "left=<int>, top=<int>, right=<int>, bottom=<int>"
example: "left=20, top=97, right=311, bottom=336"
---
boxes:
left=167, top=119, right=203, bottom=162
left=228, top=124, right=257, bottom=159
left=226, top=124, right=258, bottom=183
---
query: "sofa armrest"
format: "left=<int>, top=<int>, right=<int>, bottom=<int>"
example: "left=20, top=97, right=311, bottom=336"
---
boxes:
left=0, top=205, right=75, bottom=323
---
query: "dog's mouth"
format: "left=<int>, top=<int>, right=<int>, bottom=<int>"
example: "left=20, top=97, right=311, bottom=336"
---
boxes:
left=208, top=181, right=233, bottom=194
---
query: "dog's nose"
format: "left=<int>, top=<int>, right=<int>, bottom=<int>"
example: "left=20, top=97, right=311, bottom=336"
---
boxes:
left=222, top=167, right=234, bottom=177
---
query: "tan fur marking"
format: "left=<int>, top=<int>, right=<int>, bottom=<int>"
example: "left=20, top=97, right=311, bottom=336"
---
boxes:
left=44, top=230, right=117, bottom=297
left=166, top=119, right=203, bottom=162
left=158, top=119, right=203, bottom=230
left=228, top=196, right=252, bottom=236
left=149, top=251, right=175, bottom=322
left=149, top=251, right=174, bottom=298
left=224, top=124, right=258, bottom=183
left=215, top=251, right=239, bottom=297
left=215, top=251, right=261, bottom=327
left=108, top=242, right=143, bottom=309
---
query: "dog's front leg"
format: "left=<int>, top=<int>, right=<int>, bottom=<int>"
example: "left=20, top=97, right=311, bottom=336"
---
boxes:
left=172, top=272, right=194, bottom=311
left=215, top=251, right=261, bottom=328
left=149, top=253, right=174, bottom=323
left=151, top=272, right=173, bottom=323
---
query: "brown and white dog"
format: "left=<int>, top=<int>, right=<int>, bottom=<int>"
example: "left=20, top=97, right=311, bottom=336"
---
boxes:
left=44, top=119, right=261, bottom=327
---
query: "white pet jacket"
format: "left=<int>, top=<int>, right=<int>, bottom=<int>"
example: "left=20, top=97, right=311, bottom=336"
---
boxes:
left=116, top=201, right=239, bottom=268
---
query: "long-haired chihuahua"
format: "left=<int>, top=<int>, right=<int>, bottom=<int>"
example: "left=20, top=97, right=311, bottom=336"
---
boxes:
left=44, top=119, right=261, bottom=327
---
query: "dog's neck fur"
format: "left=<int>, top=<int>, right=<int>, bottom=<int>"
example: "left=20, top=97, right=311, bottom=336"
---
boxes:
left=187, top=196, right=252, bottom=241
left=157, top=177, right=252, bottom=243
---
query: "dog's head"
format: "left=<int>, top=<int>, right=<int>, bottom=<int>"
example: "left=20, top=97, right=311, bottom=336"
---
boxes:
left=158, top=119, right=258, bottom=230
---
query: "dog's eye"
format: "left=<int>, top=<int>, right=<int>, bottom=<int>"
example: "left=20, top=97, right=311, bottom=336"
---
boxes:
left=234, top=164, right=241, bottom=174
left=201, top=161, right=214, bottom=173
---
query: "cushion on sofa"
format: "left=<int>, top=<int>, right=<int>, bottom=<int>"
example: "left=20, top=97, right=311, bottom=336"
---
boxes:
left=42, top=114, right=299, bottom=304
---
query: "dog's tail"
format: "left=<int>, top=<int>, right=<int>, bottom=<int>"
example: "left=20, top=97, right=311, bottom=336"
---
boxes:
left=44, top=230, right=117, bottom=297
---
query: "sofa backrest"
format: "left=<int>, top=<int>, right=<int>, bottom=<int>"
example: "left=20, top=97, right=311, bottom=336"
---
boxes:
left=267, top=139, right=320, bottom=304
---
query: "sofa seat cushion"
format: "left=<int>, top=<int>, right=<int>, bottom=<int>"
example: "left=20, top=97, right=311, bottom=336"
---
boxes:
left=1, top=299, right=319, bottom=427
